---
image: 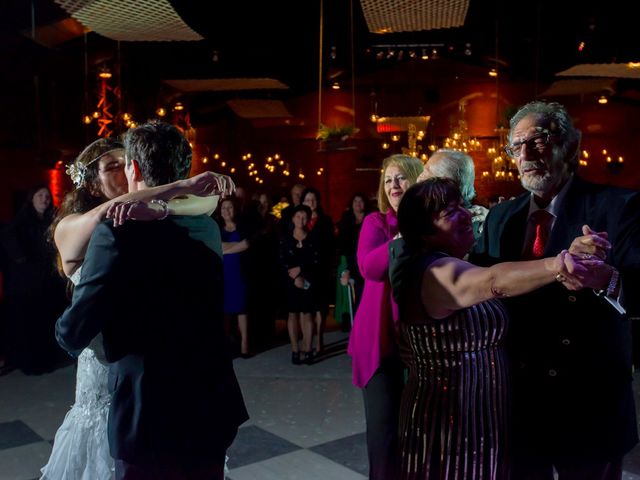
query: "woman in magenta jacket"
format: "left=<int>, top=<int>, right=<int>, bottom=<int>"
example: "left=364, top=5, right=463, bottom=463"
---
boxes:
left=347, top=154, right=423, bottom=479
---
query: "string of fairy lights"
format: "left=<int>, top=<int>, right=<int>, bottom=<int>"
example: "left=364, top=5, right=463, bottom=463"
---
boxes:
left=80, top=66, right=626, bottom=188
left=197, top=151, right=323, bottom=184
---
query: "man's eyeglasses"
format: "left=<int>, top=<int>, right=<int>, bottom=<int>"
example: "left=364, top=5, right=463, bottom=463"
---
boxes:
left=504, top=131, right=553, bottom=158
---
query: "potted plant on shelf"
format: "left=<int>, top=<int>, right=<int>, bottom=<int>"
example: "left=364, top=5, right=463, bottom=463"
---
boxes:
left=316, top=123, right=359, bottom=151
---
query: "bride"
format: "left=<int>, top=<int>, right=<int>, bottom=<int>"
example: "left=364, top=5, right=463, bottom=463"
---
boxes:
left=40, top=137, right=232, bottom=479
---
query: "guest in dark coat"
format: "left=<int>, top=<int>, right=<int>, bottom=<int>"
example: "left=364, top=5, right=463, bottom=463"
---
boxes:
left=335, top=193, right=370, bottom=328
left=472, top=101, right=640, bottom=479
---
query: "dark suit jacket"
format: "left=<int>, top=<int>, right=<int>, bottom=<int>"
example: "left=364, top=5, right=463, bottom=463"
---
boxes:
left=472, top=176, right=640, bottom=461
left=56, top=215, right=249, bottom=467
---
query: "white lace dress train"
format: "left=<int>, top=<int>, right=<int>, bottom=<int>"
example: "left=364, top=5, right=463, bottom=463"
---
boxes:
left=40, top=347, right=114, bottom=479
left=41, top=266, right=114, bottom=480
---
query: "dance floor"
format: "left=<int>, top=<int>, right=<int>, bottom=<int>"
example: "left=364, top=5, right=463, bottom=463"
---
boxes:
left=1, top=329, right=639, bottom=479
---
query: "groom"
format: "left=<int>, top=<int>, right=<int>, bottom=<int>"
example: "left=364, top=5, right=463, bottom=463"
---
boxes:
left=56, top=121, right=249, bottom=479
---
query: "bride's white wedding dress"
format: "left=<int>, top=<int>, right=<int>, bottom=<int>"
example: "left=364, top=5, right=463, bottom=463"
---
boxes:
left=41, top=267, right=115, bottom=479
left=41, top=267, right=231, bottom=479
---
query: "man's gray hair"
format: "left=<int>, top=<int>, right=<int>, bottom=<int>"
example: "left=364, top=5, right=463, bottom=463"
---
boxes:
left=427, top=149, right=476, bottom=203
left=509, top=101, right=582, bottom=172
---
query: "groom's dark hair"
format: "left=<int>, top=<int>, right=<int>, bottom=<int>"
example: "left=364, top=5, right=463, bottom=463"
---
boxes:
left=123, top=121, right=191, bottom=187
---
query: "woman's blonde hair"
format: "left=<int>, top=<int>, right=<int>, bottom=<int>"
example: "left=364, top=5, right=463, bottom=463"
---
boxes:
left=377, top=154, right=424, bottom=213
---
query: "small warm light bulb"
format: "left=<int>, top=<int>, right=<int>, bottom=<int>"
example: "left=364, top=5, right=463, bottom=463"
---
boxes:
left=382, top=142, right=390, bottom=150
left=156, top=108, right=166, bottom=117
left=221, top=161, right=226, bottom=167
left=82, top=115, right=92, bottom=124
left=230, top=167, right=236, bottom=173
left=606, top=156, right=612, bottom=163
left=92, top=111, right=100, bottom=119
left=618, top=156, right=624, bottom=163
left=332, top=82, right=340, bottom=90
left=489, top=69, right=498, bottom=77
left=174, top=102, right=184, bottom=111
left=98, top=66, right=112, bottom=79
left=598, top=95, right=608, bottom=104
left=214, top=154, right=220, bottom=160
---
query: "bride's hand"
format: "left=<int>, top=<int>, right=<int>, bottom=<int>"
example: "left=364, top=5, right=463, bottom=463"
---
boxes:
left=184, top=171, right=235, bottom=197
left=106, top=200, right=165, bottom=226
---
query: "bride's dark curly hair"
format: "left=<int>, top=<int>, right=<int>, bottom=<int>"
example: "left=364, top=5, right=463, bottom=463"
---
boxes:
left=49, top=137, right=124, bottom=277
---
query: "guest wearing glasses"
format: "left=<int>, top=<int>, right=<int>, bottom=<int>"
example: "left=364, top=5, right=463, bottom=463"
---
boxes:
left=473, top=101, right=640, bottom=479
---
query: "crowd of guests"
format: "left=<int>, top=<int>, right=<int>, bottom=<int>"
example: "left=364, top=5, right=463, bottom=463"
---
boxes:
left=0, top=100, right=637, bottom=480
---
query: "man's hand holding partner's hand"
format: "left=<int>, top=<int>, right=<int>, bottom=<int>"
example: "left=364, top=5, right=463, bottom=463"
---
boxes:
left=568, top=225, right=610, bottom=260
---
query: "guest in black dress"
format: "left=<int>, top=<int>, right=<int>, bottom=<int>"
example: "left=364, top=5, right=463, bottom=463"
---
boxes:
left=280, top=205, right=320, bottom=365
left=301, top=187, right=335, bottom=354
left=1, top=185, right=67, bottom=374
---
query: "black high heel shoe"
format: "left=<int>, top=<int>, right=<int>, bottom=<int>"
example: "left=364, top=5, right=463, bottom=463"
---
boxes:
left=302, top=350, right=314, bottom=365
left=291, top=352, right=301, bottom=365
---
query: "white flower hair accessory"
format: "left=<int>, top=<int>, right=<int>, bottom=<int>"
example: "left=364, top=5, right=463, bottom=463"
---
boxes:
left=65, top=162, right=88, bottom=187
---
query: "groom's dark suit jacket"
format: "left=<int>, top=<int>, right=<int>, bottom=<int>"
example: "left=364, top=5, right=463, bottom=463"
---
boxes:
left=472, top=176, right=640, bottom=462
left=56, top=215, right=249, bottom=466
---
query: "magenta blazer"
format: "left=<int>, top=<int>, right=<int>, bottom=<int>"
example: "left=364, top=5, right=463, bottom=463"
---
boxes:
left=347, top=209, right=400, bottom=388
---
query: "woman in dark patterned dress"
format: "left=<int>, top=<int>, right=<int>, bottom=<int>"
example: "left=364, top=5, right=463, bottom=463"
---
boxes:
left=391, top=178, right=593, bottom=480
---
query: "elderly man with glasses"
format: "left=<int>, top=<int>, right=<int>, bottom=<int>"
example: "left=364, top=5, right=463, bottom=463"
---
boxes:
left=472, top=101, right=640, bottom=479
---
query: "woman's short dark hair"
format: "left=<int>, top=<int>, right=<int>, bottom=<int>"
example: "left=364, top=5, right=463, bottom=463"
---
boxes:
left=289, top=204, right=312, bottom=231
left=397, top=177, right=462, bottom=253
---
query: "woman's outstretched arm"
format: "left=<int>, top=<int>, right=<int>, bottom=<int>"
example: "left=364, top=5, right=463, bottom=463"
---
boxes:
left=421, top=251, right=603, bottom=319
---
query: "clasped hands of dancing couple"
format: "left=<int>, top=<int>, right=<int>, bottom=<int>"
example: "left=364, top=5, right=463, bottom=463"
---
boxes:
left=553, top=225, right=613, bottom=290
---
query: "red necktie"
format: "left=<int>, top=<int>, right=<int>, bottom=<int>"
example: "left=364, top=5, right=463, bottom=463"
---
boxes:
left=526, top=209, right=553, bottom=259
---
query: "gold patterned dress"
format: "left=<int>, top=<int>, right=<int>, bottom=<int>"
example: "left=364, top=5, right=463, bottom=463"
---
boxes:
left=397, top=253, right=510, bottom=480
